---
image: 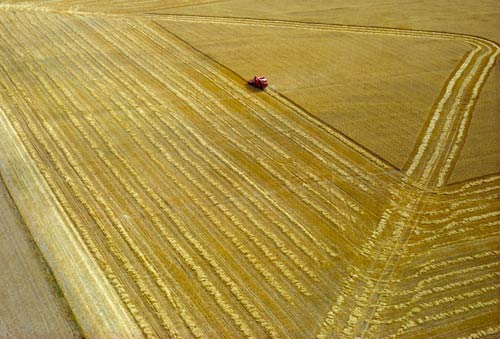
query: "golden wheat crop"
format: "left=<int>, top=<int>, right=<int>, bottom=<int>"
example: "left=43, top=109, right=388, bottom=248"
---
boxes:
left=0, top=1, right=498, bottom=338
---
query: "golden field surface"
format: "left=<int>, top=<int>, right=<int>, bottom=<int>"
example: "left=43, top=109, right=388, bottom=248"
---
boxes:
left=0, top=1, right=498, bottom=338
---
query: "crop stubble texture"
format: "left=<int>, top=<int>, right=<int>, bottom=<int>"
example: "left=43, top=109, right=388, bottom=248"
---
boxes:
left=0, top=2, right=499, bottom=338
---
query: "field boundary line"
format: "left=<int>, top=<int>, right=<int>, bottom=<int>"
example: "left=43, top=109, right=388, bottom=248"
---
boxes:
left=0, top=5, right=498, bottom=338
left=2, top=4, right=498, bottom=190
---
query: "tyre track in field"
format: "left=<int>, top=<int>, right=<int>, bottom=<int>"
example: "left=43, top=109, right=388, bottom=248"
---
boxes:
left=153, top=12, right=499, bottom=339
left=141, top=12, right=495, bottom=339
left=138, top=13, right=499, bottom=190
left=0, top=4, right=499, bottom=339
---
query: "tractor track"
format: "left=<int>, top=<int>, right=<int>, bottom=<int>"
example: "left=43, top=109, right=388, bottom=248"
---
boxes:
left=0, top=3, right=498, bottom=339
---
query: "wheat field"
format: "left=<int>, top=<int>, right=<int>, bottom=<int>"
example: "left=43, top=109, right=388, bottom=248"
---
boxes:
left=0, top=1, right=498, bottom=338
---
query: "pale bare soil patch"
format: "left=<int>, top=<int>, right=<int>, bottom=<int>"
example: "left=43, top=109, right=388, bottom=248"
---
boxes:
left=0, top=175, right=80, bottom=338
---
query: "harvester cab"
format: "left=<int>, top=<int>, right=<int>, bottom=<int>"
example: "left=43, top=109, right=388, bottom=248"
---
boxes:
left=248, top=76, right=268, bottom=90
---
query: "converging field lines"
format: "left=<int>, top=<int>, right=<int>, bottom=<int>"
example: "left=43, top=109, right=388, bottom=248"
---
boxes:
left=0, top=9, right=390, bottom=338
left=0, top=4, right=498, bottom=339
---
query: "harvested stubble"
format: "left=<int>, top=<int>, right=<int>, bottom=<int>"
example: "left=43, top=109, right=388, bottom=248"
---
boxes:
left=0, top=1, right=498, bottom=339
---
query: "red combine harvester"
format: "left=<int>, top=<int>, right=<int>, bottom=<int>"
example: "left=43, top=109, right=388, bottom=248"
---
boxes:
left=248, top=76, right=268, bottom=90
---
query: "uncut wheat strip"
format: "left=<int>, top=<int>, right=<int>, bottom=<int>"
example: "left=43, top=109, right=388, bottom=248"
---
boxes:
left=49, top=14, right=316, bottom=302
left=132, top=23, right=434, bottom=264
left=1, top=16, right=194, bottom=339
left=66, top=14, right=332, bottom=268
left=143, top=20, right=383, bottom=199
left=114, top=20, right=366, bottom=255
left=147, top=7, right=500, bottom=332
left=143, top=22, right=385, bottom=198
left=123, top=21, right=360, bottom=236
left=16, top=15, right=254, bottom=339
left=217, top=20, right=493, bottom=189
left=11, top=4, right=489, bottom=48
left=27, top=17, right=279, bottom=339
left=81, top=15, right=337, bottom=261
left=323, top=43, right=492, bottom=333
left=145, top=14, right=494, bottom=178
left=0, top=52, right=158, bottom=339
left=56, top=16, right=324, bottom=280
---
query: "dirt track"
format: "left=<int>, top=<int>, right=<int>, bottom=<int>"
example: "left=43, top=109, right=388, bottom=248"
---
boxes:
left=0, top=174, right=80, bottom=338
left=0, top=1, right=499, bottom=338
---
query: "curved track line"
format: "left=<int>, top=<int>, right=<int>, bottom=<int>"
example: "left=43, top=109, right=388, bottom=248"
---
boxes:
left=0, top=5, right=498, bottom=339
left=138, top=13, right=499, bottom=189
left=2, top=4, right=499, bottom=188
